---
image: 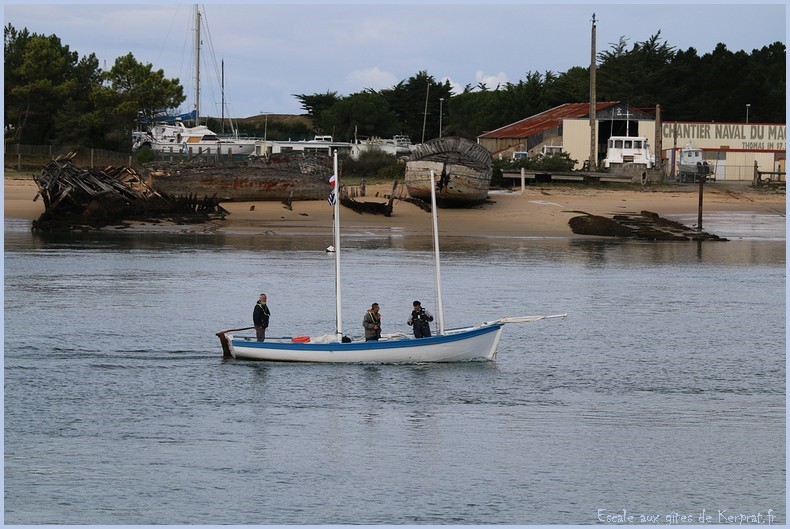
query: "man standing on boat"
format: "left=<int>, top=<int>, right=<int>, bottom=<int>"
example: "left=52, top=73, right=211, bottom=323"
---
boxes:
left=408, top=301, right=434, bottom=338
left=363, top=303, right=382, bottom=341
left=253, top=293, right=271, bottom=342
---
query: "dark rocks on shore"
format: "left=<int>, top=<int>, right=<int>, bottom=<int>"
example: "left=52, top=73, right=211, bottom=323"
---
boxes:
left=568, top=210, right=728, bottom=241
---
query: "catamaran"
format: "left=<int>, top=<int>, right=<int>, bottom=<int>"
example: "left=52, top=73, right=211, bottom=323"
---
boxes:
left=216, top=152, right=566, bottom=363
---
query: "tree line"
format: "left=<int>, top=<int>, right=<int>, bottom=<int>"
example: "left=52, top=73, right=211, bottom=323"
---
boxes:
left=4, top=22, right=785, bottom=154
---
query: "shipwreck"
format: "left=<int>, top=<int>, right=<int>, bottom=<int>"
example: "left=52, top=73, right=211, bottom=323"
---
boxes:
left=404, top=136, right=493, bottom=207
left=142, top=151, right=335, bottom=202
left=31, top=153, right=225, bottom=231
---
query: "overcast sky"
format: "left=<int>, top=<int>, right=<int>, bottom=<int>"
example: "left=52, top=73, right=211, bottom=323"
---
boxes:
left=4, top=2, right=787, bottom=119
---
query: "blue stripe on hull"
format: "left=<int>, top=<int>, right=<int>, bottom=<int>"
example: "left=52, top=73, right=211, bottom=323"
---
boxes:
left=228, top=324, right=504, bottom=363
left=232, top=324, right=498, bottom=351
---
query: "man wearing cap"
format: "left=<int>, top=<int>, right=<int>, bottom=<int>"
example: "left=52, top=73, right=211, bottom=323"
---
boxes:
left=253, top=293, right=271, bottom=341
left=363, top=303, right=382, bottom=341
left=407, top=300, right=433, bottom=338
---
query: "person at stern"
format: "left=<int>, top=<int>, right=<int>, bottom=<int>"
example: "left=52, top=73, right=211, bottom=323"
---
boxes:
left=253, top=293, right=271, bottom=342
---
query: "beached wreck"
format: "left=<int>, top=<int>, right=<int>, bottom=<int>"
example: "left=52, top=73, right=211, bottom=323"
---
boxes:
left=404, top=136, right=493, bottom=206
left=142, top=152, right=334, bottom=202
left=31, top=153, right=225, bottom=231
left=568, top=210, right=727, bottom=241
left=337, top=181, right=402, bottom=216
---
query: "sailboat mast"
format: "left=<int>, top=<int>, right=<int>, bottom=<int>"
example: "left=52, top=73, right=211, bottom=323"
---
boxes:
left=221, top=59, right=225, bottom=134
left=194, top=4, right=201, bottom=125
left=333, top=152, right=342, bottom=336
left=429, top=170, right=445, bottom=334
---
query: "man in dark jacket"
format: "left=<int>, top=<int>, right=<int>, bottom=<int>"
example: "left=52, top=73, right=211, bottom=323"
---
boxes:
left=253, top=293, right=271, bottom=341
left=407, top=300, right=433, bottom=338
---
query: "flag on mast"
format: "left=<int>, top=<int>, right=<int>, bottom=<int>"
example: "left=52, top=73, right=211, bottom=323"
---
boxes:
left=328, top=173, right=337, bottom=206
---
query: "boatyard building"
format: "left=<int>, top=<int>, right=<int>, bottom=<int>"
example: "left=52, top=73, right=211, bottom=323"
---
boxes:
left=478, top=101, right=786, bottom=181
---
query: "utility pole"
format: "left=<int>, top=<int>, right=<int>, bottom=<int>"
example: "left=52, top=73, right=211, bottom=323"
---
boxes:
left=588, top=13, right=597, bottom=171
left=439, top=98, right=444, bottom=139
left=655, top=104, right=662, bottom=172
left=421, top=83, right=430, bottom=143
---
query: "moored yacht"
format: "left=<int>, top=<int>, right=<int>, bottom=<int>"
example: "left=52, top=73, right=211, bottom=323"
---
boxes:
left=133, top=119, right=256, bottom=158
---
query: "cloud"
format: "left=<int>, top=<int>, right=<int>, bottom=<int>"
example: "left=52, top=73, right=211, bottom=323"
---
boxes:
left=345, top=67, right=398, bottom=93
left=441, top=76, right=463, bottom=96
left=474, top=71, right=509, bottom=91
left=5, top=3, right=784, bottom=117
left=420, top=74, right=507, bottom=98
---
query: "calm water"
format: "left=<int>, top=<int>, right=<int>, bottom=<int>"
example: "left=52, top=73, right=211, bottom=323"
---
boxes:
left=3, top=216, right=786, bottom=525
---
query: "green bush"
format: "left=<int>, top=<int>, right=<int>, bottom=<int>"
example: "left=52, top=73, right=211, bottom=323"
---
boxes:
left=134, top=147, right=156, bottom=165
left=496, top=152, right=577, bottom=172
left=341, top=150, right=402, bottom=181
left=376, top=159, right=406, bottom=180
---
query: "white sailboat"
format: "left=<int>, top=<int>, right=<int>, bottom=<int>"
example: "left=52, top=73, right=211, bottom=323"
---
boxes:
left=216, top=152, right=566, bottom=363
left=132, top=5, right=256, bottom=158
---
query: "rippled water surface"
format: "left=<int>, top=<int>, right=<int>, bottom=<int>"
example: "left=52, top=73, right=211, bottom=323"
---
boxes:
left=4, top=219, right=785, bottom=524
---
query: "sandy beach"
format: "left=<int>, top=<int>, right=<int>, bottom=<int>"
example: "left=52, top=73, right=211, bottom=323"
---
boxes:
left=5, top=176, right=785, bottom=238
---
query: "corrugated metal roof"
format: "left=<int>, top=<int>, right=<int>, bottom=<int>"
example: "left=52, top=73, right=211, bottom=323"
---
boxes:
left=478, top=101, right=620, bottom=139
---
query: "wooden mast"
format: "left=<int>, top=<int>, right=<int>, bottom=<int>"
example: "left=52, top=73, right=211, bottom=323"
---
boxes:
left=429, top=170, right=446, bottom=334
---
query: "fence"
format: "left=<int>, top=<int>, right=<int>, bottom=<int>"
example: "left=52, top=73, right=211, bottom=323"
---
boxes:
left=666, top=163, right=761, bottom=182
left=4, top=144, right=132, bottom=171
left=667, top=162, right=783, bottom=182
left=3, top=143, right=247, bottom=171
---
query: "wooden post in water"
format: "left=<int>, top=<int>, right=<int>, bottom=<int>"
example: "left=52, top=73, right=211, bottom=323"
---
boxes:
left=588, top=13, right=597, bottom=171
left=697, top=171, right=704, bottom=230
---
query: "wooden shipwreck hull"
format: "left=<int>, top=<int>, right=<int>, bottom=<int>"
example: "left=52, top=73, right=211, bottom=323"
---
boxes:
left=31, top=153, right=225, bottom=231
left=405, top=136, right=493, bottom=206
left=143, top=152, right=334, bottom=202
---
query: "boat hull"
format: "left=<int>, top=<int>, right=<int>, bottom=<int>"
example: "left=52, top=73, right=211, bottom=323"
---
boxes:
left=143, top=153, right=334, bottom=201
left=405, top=136, right=493, bottom=206
left=678, top=162, right=714, bottom=182
left=227, top=323, right=505, bottom=363
left=145, top=139, right=256, bottom=158
left=405, top=160, right=490, bottom=204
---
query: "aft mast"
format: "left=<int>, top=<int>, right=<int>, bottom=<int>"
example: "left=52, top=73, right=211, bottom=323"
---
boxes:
left=333, top=152, right=342, bottom=337
left=429, top=170, right=446, bottom=334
